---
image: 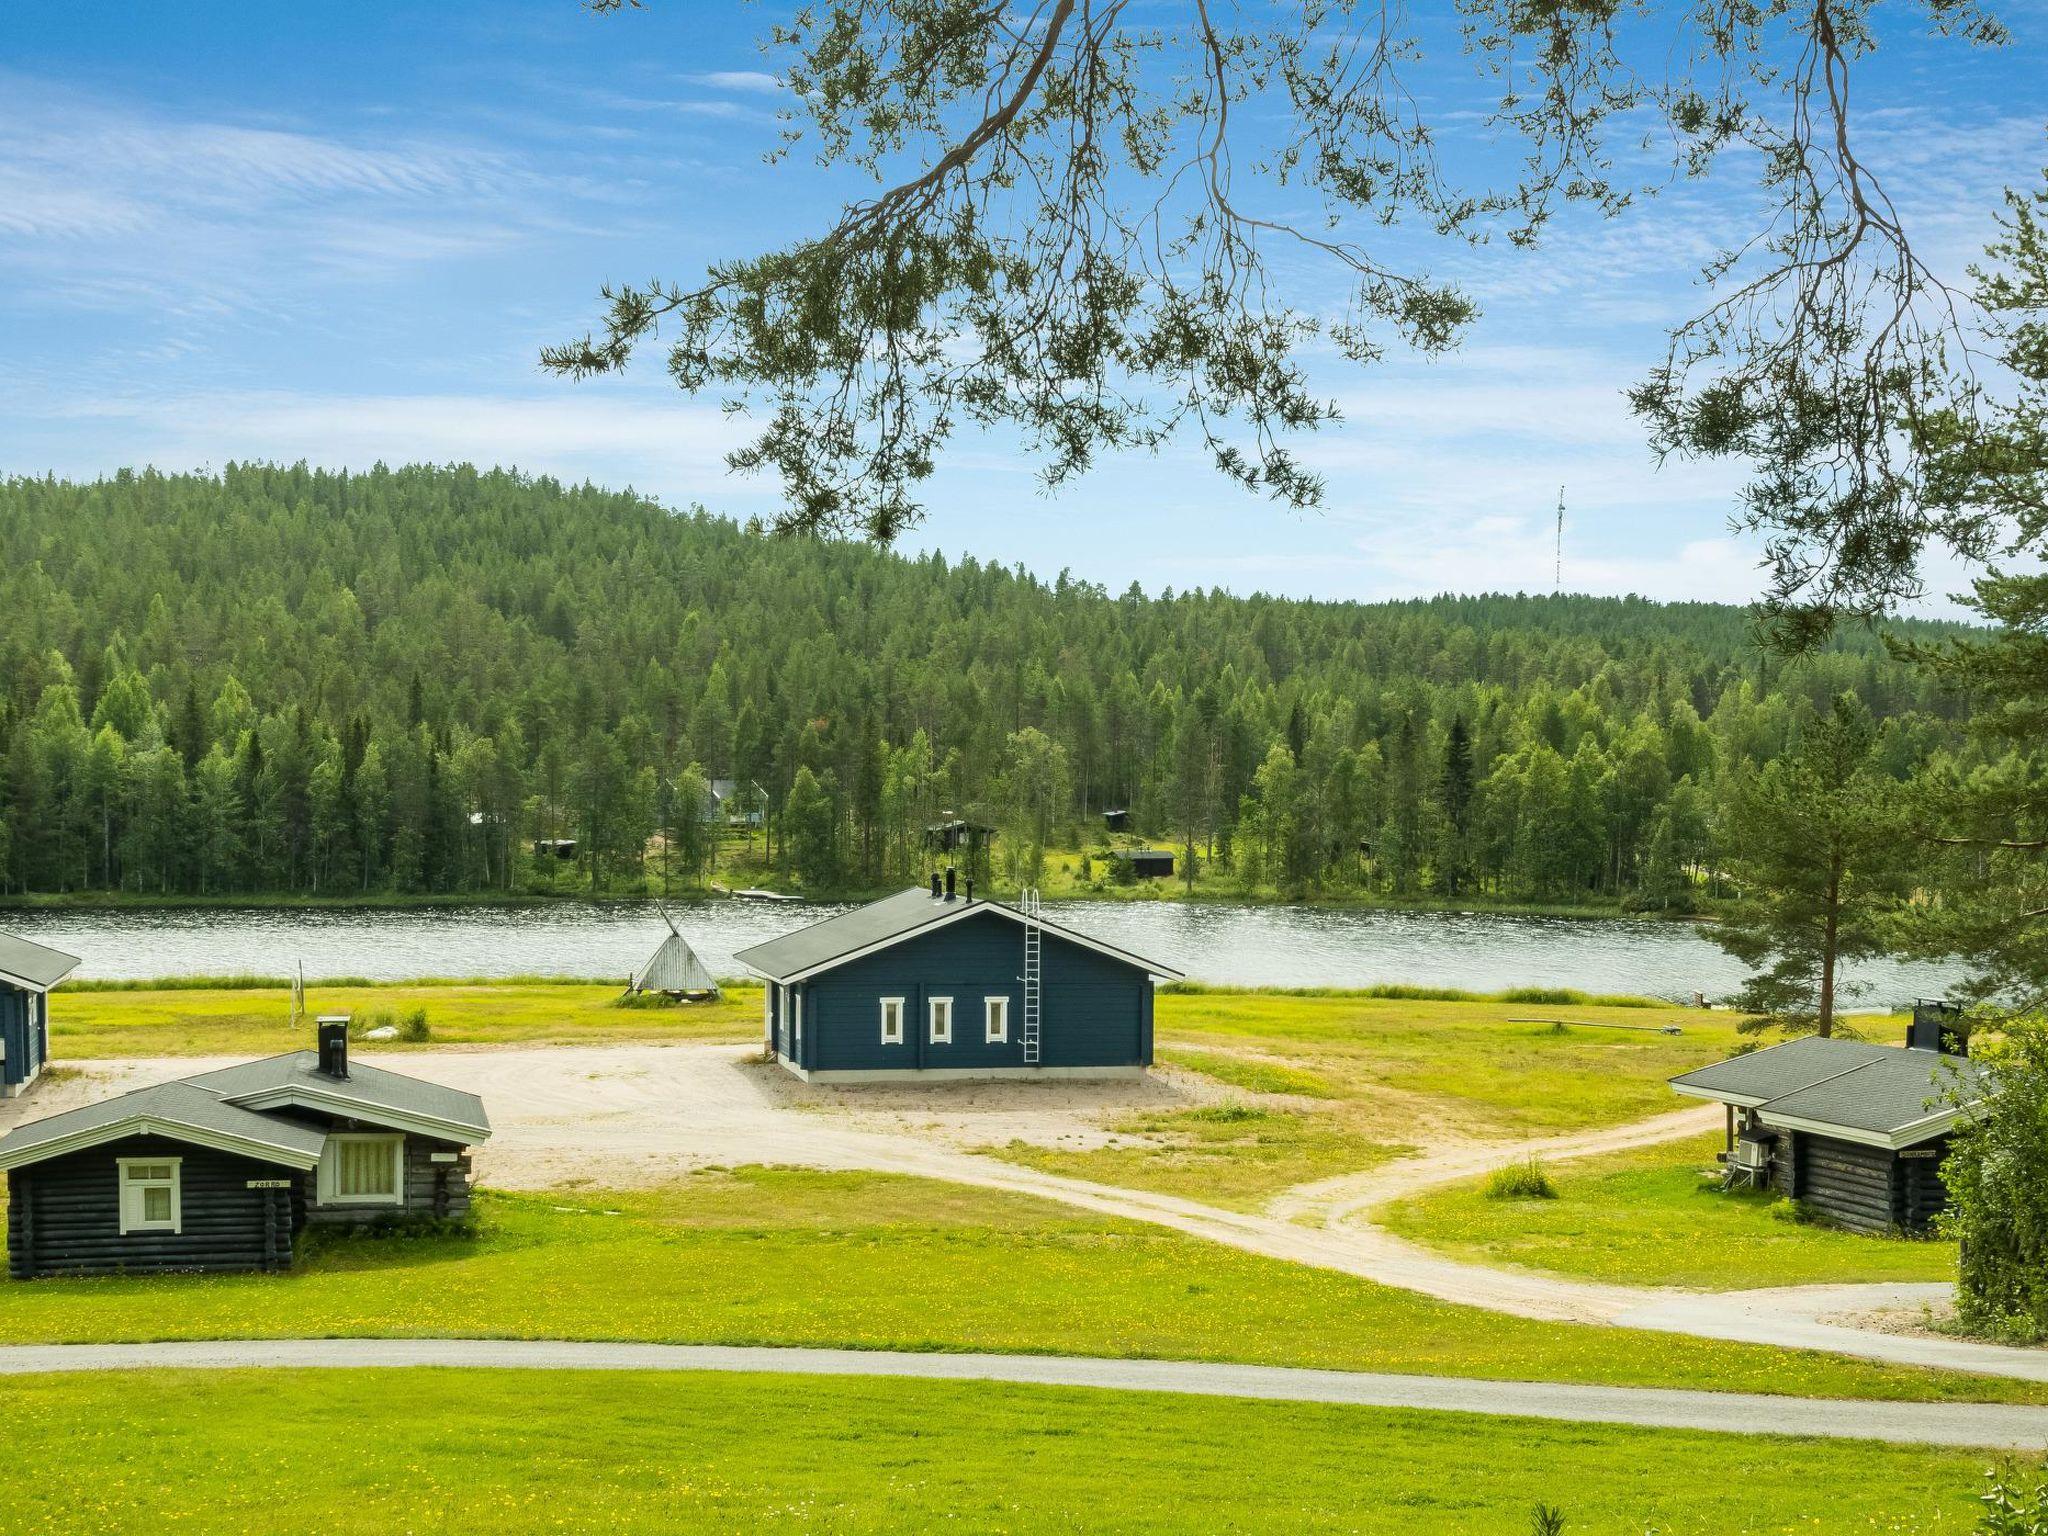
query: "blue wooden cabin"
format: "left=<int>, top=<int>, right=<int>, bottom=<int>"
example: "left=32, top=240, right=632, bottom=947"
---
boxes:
left=733, top=877, right=1181, bottom=1082
left=0, top=933, right=81, bottom=1099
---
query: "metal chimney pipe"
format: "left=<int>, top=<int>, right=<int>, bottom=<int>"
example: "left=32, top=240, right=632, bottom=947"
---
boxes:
left=316, top=1016, right=351, bottom=1079
left=945, top=867, right=956, bottom=901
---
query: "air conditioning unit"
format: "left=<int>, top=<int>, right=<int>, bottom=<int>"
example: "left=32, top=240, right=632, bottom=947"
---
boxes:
left=1731, top=1135, right=1773, bottom=1175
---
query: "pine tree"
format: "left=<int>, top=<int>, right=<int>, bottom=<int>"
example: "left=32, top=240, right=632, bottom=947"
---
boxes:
left=1713, top=695, right=1914, bottom=1035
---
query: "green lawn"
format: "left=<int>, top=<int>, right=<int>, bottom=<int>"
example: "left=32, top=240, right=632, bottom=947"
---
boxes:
left=0, top=1170, right=2034, bottom=1406
left=986, top=992, right=1768, bottom=1206
left=0, top=1368, right=1995, bottom=1534
left=1154, top=990, right=1755, bottom=1136
left=996, top=1103, right=1412, bottom=1209
left=51, top=979, right=762, bottom=1057
left=1379, top=1131, right=1961, bottom=1290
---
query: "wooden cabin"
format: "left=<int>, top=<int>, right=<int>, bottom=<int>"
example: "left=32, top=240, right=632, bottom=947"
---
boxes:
left=1669, top=1014, right=1991, bottom=1235
left=1111, top=848, right=1176, bottom=879
left=733, top=876, right=1181, bottom=1082
left=0, top=1021, right=490, bottom=1279
left=0, top=932, right=80, bottom=1099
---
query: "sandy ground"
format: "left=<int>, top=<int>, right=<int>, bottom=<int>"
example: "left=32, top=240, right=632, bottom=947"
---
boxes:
left=11, top=1046, right=2048, bottom=1382
left=4, top=1045, right=1209, bottom=1189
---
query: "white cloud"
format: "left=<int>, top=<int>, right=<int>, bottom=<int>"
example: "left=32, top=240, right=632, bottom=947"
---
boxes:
left=686, top=70, right=783, bottom=95
left=6, top=388, right=765, bottom=503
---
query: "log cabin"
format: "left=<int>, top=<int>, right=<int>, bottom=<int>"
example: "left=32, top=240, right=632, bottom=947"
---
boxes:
left=0, top=1020, right=489, bottom=1278
left=1669, top=1007, right=1991, bottom=1235
left=734, top=874, right=1181, bottom=1082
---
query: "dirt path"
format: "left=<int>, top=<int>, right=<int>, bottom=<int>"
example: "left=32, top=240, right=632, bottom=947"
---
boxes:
left=3, top=1337, right=2044, bottom=1448
left=14, top=1046, right=2045, bottom=1383
left=1267, top=1103, right=1722, bottom=1224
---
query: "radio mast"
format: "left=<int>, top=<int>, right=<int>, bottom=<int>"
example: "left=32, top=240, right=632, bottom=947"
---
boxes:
left=1553, top=486, right=1565, bottom=593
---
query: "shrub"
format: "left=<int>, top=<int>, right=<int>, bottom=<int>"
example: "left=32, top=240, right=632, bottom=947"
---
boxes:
left=1184, top=1103, right=1271, bottom=1125
left=1978, top=1462, right=2048, bottom=1535
left=1942, top=1018, right=2048, bottom=1343
left=398, top=1007, right=431, bottom=1042
left=1485, top=1158, right=1557, bottom=1200
left=1529, top=1506, right=1566, bottom=1536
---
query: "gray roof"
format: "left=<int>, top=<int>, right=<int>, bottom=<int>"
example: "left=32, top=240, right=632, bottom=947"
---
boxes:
left=0, top=931, right=82, bottom=991
left=1760, top=1050, right=1992, bottom=1141
left=1669, top=1035, right=1894, bottom=1106
left=732, top=887, right=1181, bottom=982
left=633, top=931, right=718, bottom=994
left=184, top=1052, right=492, bottom=1139
left=0, top=1081, right=328, bottom=1172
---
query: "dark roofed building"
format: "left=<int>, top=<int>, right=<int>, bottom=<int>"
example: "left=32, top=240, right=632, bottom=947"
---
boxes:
left=0, top=931, right=80, bottom=1100
left=734, top=880, right=1181, bottom=1082
left=1671, top=1010, right=1990, bottom=1235
left=0, top=1021, right=490, bottom=1279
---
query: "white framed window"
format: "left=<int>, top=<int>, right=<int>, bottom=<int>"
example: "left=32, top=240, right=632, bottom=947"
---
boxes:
left=318, top=1133, right=404, bottom=1206
left=794, top=991, right=803, bottom=1049
left=985, top=996, right=1010, bottom=1044
left=777, top=985, right=789, bottom=1039
left=118, top=1157, right=181, bottom=1234
left=880, top=996, right=905, bottom=1045
left=929, top=995, right=953, bottom=1044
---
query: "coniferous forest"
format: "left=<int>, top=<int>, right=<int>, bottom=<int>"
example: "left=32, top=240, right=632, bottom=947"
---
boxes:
left=0, top=463, right=1977, bottom=907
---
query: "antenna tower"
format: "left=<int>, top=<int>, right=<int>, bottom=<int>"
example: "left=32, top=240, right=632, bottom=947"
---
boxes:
left=1553, top=487, right=1565, bottom=593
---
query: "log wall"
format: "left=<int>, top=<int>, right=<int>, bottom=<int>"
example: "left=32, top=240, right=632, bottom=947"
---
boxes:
left=7, top=1134, right=296, bottom=1279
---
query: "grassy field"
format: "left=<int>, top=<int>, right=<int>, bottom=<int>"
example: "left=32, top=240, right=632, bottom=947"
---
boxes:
left=1379, top=1131, right=1962, bottom=1291
left=50, top=981, right=1874, bottom=1217
left=50, top=979, right=762, bottom=1057
left=0, top=1169, right=2035, bottom=1406
left=0, top=1367, right=1996, bottom=1534
left=999, top=1102, right=1413, bottom=1209
left=994, top=991, right=1764, bottom=1206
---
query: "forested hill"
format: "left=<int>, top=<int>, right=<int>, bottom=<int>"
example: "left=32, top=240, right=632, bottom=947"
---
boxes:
left=0, top=463, right=1971, bottom=904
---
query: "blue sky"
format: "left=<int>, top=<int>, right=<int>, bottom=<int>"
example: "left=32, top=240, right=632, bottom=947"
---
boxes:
left=3, top=3, right=2043, bottom=611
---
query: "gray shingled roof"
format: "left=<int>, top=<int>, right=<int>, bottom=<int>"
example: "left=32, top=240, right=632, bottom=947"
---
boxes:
left=0, top=1081, right=327, bottom=1172
left=0, top=931, right=82, bottom=991
left=1759, top=1050, right=1992, bottom=1140
left=184, top=1052, right=492, bottom=1138
left=733, top=888, right=954, bottom=979
left=731, top=887, right=1181, bottom=982
left=1669, top=1035, right=1893, bottom=1106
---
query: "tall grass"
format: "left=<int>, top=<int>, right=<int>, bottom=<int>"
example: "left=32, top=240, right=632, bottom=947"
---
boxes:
left=1485, top=1158, right=1559, bottom=1200
left=1158, top=980, right=1665, bottom=1008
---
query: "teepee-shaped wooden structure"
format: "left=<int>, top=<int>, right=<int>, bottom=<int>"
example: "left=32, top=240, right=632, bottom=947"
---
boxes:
left=629, top=905, right=720, bottom=1000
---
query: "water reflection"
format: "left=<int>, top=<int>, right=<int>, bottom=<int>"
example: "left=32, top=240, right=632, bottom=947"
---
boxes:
left=4, top=898, right=1966, bottom=1004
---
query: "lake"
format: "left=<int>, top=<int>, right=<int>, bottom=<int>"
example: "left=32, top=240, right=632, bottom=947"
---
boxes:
left=2, top=900, right=1969, bottom=1005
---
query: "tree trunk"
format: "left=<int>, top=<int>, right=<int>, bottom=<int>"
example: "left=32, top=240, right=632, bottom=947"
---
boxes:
left=1818, top=852, right=1843, bottom=1036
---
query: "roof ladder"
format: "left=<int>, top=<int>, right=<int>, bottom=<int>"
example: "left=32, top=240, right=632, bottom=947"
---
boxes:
left=1021, top=886, right=1042, bottom=1065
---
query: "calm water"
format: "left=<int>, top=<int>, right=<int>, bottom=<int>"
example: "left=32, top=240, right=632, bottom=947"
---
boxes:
left=3, top=900, right=1968, bottom=1005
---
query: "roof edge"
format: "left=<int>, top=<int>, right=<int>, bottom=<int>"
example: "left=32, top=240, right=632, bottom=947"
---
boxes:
left=0, top=1113, right=324, bottom=1174
left=222, top=1083, right=491, bottom=1144
left=740, top=896, right=1182, bottom=984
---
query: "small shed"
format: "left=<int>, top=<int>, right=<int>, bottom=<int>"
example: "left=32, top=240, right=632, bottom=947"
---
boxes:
left=1670, top=1022, right=1991, bottom=1235
left=1103, top=809, right=1132, bottom=832
left=0, top=1020, right=491, bottom=1278
left=733, top=880, right=1181, bottom=1083
left=1111, top=848, right=1176, bottom=879
left=630, top=907, right=720, bottom=999
left=0, top=932, right=81, bottom=1099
